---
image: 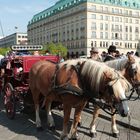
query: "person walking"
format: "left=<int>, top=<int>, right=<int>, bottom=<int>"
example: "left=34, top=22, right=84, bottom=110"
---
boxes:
left=90, top=47, right=102, bottom=61
left=104, top=45, right=117, bottom=62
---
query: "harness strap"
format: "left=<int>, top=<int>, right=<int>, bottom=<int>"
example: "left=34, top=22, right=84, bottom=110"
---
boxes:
left=53, top=84, right=84, bottom=96
left=52, top=63, right=84, bottom=97
left=91, top=98, right=118, bottom=116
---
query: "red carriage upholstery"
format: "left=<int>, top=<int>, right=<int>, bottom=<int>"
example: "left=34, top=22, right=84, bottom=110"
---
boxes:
left=23, top=55, right=60, bottom=73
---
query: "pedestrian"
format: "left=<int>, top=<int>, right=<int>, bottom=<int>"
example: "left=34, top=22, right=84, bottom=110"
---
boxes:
left=90, top=47, right=102, bottom=61
left=33, top=51, right=40, bottom=56
left=104, top=45, right=117, bottom=62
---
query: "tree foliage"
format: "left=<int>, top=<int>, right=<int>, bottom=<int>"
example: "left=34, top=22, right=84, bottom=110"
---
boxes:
left=43, top=42, right=67, bottom=57
left=0, top=47, right=10, bottom=56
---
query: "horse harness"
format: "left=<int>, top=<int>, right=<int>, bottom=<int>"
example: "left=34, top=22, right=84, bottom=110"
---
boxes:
left=125, top=61, right=140, bottom=100
left=52, top=63, right=84, bottom=97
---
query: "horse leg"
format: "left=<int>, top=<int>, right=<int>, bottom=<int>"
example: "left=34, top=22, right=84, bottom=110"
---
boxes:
left=111, top=108, right=119, bottom=137
left=89, top=105, right=100, bottom=138
left=69, top=100, right=87, bottom=140
left=45, top=99, right=55, bottom=131
left=35, top=103, right=43, bottom=131
left=60, top=104, right=71, bottom=140
left=32, top=89, right=43, bottom=131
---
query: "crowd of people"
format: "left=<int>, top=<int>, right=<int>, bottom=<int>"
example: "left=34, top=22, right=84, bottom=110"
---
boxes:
left=89, top=45, right=139, bottom=62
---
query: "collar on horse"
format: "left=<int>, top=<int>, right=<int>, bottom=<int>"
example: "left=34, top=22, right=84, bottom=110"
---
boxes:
left=52, top=63, right=84, bottom=97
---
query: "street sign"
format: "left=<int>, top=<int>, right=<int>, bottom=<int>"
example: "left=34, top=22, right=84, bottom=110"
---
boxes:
left=11, top=45, right=43, bottom=51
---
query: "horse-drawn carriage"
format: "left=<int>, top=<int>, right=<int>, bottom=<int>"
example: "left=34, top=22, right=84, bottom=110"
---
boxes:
left=1, top=45, right=140, bottom=139
left=0, top=45, right=60, bottom=119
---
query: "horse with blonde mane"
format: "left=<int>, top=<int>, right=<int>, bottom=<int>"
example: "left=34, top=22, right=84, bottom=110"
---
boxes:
left=29, top=59, right=131, bottom=140
left=89, top=55, right=140, bottom=138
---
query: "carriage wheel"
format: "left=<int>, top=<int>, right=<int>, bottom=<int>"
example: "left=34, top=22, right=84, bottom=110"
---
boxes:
left=4, top=83, right=16, bottom=119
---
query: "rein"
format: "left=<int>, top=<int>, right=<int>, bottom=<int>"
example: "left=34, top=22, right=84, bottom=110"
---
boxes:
left=91, top=98, right=117, bottom=116
left=126, top=87, right=140, bottom=101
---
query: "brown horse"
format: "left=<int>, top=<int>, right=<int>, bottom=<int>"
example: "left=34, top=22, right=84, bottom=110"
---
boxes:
left=89, top=55, right=140, bottom=138
left=29, top=59, right=131, bottom=140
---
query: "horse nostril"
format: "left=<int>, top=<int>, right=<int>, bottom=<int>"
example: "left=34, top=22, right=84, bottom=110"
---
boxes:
left=121, top=110, right=128, bottom=117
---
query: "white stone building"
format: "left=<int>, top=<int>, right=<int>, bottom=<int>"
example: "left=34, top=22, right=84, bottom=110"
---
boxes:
left=28, top=0, right=140, bottom=57
left=0, top=32, right=27, bottom=48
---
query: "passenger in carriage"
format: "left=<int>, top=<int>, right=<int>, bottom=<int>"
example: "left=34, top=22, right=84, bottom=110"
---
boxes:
left=33, top=51, right=40, bottom=56
left=104, top=45, right=117, bottom=62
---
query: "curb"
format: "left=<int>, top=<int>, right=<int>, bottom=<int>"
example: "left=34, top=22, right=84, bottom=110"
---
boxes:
left=99, top=113, right=140, bottom=132
left=83, top=107, right=140, bottom=133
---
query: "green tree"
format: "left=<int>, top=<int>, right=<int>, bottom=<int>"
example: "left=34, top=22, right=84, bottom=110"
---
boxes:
left=43, top=42, right=67, bottom=57
left=56, top=43, right=67, bottom=57
left=0, top=47, right=10, bottom=55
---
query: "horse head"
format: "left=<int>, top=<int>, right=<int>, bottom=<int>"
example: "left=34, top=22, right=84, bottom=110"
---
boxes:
left=80, top=59, right=131, bottom=117
left=103, top=70, right=131, bottom=117
left=125, top=55, right=140, bottom=96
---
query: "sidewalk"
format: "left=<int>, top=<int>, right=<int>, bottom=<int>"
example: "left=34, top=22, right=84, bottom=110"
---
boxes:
left=86, top=97, right=140, bottom=133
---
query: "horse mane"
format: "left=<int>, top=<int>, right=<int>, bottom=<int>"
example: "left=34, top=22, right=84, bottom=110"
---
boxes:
left=105, top=58, right=128, bottom=71
left=59, top=58, right=87, bottom=70
left=81, top=59, right=131, bottom=94
left=105, top=56, right=140, bottom=71
left=81, top=59, right=110, bottom=93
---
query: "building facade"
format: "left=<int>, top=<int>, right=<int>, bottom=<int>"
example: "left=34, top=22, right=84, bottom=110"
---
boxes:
left=0, top=32, right=27, bottom=48
left=28, top=0, right=140, bottom=57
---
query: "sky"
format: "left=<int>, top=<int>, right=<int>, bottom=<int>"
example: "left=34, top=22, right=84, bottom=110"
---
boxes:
left=0, top=0, right=58, bottom=37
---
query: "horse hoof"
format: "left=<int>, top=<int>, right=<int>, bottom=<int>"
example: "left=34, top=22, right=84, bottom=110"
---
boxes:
left=78, top=122, right=82, bottom=127
left=113, top=133, right=119, bottom=138
left=49, top=126, right=55, bottom=131
left=37, top=127, right=43, bottom=132
left=90, top=132, right=97, bottom=138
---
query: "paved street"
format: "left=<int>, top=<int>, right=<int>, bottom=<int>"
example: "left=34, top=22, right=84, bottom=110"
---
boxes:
left=0, top=96, right=140, bottom=140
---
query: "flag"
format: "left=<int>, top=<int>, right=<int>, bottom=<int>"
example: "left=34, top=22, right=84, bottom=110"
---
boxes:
left=15, top=26, right=18, bottom=29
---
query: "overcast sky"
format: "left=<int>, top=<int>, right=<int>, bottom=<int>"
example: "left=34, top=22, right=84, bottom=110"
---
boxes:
left=0, top=0, right=58, bottom=37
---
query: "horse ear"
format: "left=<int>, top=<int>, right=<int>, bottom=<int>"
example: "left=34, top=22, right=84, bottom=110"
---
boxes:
left=127, top=54, right=135, bottom=63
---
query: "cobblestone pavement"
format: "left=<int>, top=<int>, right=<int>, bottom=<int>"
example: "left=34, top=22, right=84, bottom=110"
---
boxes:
left=0, top=102, right=140, bottom=140
left=0, top=92, right=140, bottom=140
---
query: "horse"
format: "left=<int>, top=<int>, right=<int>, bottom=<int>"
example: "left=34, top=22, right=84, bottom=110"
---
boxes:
left=29, top=59, right=131, bottom=140
left=89, top=55, right=140, bottom=138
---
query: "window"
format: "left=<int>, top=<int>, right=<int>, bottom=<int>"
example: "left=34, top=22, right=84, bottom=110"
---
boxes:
left=105, top=7, right=108, bottom=12
left=91, top=5, right=96, bottom=11
left=129, top=19, right=132, bottom=23
left=125, top=26, right=128, bottom=32
left=130, top=35, right=132, bottom=40
left=135, top=27, right=139, bottom=33
left=105, top=32, right=108, bottom=39
left=115, top=33, right=118, bottom=39
left=125, top=34, right=128, bottom=40
left=100, top=15, right=103, bottom=20
left=125, top=18, right=128, bottom=23
left=105, top=24, right=108, bottom=30
left=115, top=25, right=119, bottom=30
left=91, top=22, right=96, bottom=30
left=100, top=41, right=102, bottom=47
left=91, top=14, right=96, bottom=19
left=100, top=6, right=103, bottom=12
left=100, top=23, right=103, bottom=30
left=135, top=19, right=139, bottom=24
left=115, top=17, right=119, bottom=22
left=130, top=26, right=132, bottom=32
left=91, top=31, right=96, bottom=38
left=100, top=32, right=103, bottom=39
left=112, top=16, right=114, bottom=21
left=105, top=16, right=109, bottom=21
left=114, top=8, right=119, bottom=14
